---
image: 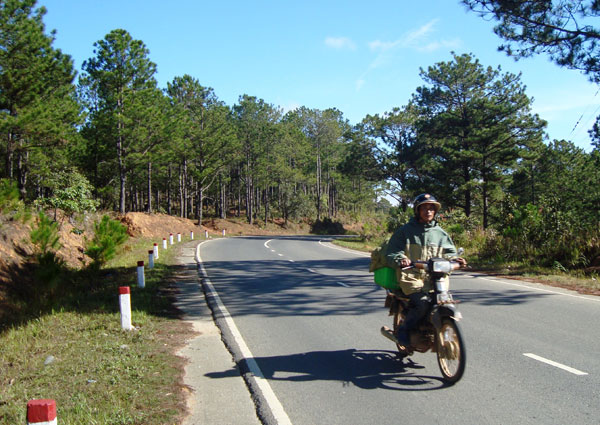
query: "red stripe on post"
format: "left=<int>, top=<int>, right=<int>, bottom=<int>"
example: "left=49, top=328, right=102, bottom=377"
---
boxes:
left=137, top=261, right=144, bottom=267
left=27, top=399, right=57, bottom=421
left=119, top=286, right=130, bottom=295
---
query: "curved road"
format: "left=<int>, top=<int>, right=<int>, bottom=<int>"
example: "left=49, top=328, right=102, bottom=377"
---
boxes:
left=197, top=236, right=600, bottom=425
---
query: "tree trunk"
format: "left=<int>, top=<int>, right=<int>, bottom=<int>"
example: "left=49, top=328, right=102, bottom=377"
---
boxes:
left=246, top=157, right=253, bottom=224
left=196, top=186, right=204, bottom=226
left=5, top=132, right=14, bottom=179
left=463, top=165, right=471, bottom=217
left=16, top=150, right=28, bottom=200
left=147, top=161, right=152, bottom=212
left=264, top=186, right=269, bottom=226
left=167, top=165, right=172, bottom=215
left=220, top=179, right=226, bottom=219
left=316, top=149, right=322, bottom=220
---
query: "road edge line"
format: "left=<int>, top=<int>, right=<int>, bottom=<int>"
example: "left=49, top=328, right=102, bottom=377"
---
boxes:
left=195, top=240, right=293, bottom=425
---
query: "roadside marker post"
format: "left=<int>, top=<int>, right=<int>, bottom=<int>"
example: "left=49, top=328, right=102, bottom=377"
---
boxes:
left=169, top=233, right=174, bottom=245
left=27, top=399, right=57, bottom=425
left=190, top=231, right=194, bottom=240
left=177, top=232, right=181, bottom=242
left=163, top=238, right=167, bottom=250
left=153, top=243, right=159, bottom=259
left=137, top=261, right=145, bottom=288
left=119, top=286, right=133, bottom=330
left=222, top=229, right=226, bottom=237
left=204, top=230, right=208, bottom=239
left=148, top=250, right=154, bottom=269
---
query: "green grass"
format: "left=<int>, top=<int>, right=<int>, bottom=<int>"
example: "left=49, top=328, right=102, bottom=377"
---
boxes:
left=332, top=236, right=384, bottom=253
left=0, top=236, right=196, bottom=425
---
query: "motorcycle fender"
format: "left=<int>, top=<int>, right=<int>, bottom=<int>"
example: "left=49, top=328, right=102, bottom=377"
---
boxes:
left=431, top=305, right=460, bottom=329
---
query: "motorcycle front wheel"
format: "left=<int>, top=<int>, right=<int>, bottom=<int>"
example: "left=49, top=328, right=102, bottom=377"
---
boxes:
left=436, top=318, right=466, bottom=384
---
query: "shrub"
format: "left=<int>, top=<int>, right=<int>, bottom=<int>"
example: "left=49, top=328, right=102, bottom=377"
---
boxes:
left=34, top=169, right=99, bottom=221
left=30, top=211, right=62, bottom=254
left=310, top=217, right=345, bottom=235
left=85, top=215, right=129, bottom=271
left=29, top=212, right=65, bottom=307
left=0, top=178, right=30, bottom=222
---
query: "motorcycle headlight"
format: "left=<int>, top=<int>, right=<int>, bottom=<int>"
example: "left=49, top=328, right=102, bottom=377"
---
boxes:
left=431, top=259, right=452, bottom=274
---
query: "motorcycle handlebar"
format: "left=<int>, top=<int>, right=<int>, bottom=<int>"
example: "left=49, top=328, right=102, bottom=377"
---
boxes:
left=401, top=258, right=467, bottom=271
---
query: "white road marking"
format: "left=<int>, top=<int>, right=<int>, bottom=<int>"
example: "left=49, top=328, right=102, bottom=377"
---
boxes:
left=277, top=253, right=283, bottom=256
left=523, top=353, right=588, bottom=376
left=318, top=240, right=370, bottom=257
left=288, top=259, right=295, bottom=262
left=337, top=281, right=350, bottom=287
left=476, top=276, right=600, bottom=303
left=196, top=241, right=293, bottom=425
left=264, top=239, right=272, bottom=248
left=307, top=268, right=317, bottom=273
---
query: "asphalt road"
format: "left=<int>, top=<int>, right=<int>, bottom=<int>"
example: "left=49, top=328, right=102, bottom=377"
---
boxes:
left=198, top=235, right=600, bottom=425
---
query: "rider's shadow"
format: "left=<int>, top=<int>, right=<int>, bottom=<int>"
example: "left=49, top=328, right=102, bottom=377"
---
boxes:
left=206, top=349, right=449, bottom=391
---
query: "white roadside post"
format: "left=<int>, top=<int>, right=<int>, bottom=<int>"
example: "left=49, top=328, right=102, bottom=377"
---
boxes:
left=119, top=286, right=133, bottom=330
left=204, top=230, right=208, bottom=239
left=169, top=233, right=174, bottom=245
left=162, top=237, right=167, bottom=250
left=177, top=232, right=181, bottom=242
left=190, top=230, right=194, bottom=240
left=27, top=399, right=57, bottom=425
left=153, top=242, right=159, bottom=259
left=137, top=261, right=145, bottom=288
left=222, top=229, right=226, bottom=237
left=148, top=250, right=154, bottom=269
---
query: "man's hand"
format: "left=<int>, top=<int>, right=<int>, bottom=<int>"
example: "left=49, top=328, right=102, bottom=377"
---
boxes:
left=400, top=258, right=412, bottom=267
left=455, top=257, right=467, bottom=268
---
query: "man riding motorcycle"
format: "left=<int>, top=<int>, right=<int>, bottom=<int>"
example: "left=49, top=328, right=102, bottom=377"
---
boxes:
left=385, top=193, right=466, bottom=349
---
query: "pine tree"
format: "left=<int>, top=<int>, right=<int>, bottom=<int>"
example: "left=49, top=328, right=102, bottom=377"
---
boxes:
left=79, top=29, right=161, bottom=213
left=0, top=0, right=81, bottom=199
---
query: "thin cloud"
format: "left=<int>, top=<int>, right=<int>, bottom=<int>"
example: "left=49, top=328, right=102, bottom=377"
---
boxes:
left=358, top=19, right=459, bottom=90
left=324, top=36, right=356, bottom=50
left=369, top=19, right=440, bottom=52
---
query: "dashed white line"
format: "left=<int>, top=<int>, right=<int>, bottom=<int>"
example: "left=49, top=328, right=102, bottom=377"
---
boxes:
left=523, top=353, right=588, bottom=376
left=337, top=281, right=350, bottom=287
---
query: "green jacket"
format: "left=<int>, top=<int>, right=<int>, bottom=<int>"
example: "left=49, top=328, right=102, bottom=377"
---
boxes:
left=385, top=217, right=458, bottom=295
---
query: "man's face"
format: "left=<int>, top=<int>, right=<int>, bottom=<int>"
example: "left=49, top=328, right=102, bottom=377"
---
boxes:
left=418, top=203, right=437, bottom=223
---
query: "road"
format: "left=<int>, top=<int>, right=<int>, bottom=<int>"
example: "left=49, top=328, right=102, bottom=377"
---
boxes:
left=197, top=235, right=600, bottom=425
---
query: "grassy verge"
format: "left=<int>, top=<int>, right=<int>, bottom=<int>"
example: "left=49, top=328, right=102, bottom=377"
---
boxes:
left=332, top=237, right=600, bottom=296
left=0, top=236, right=197, bottom=425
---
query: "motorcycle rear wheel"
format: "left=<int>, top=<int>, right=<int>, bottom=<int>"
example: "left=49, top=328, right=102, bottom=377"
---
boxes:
left=436, top=318, right=466, bottom=384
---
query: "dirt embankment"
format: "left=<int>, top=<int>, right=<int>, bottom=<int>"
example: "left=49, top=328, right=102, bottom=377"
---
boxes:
left=0, top=212, right=310, bottom=283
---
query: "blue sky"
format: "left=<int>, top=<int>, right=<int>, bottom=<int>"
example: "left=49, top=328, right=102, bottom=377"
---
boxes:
left=38, top=0, right=600, bottom=151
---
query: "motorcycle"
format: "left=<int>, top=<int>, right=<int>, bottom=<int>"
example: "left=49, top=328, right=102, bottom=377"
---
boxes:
left=378, top=256, right=466, bottom=384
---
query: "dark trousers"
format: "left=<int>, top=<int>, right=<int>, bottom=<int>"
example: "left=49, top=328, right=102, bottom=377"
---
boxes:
left=397, top=292, right=430, bottom=338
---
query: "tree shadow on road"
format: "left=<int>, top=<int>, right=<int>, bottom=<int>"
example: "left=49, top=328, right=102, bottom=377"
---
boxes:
left=206, top=348, right=450, bottom=391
